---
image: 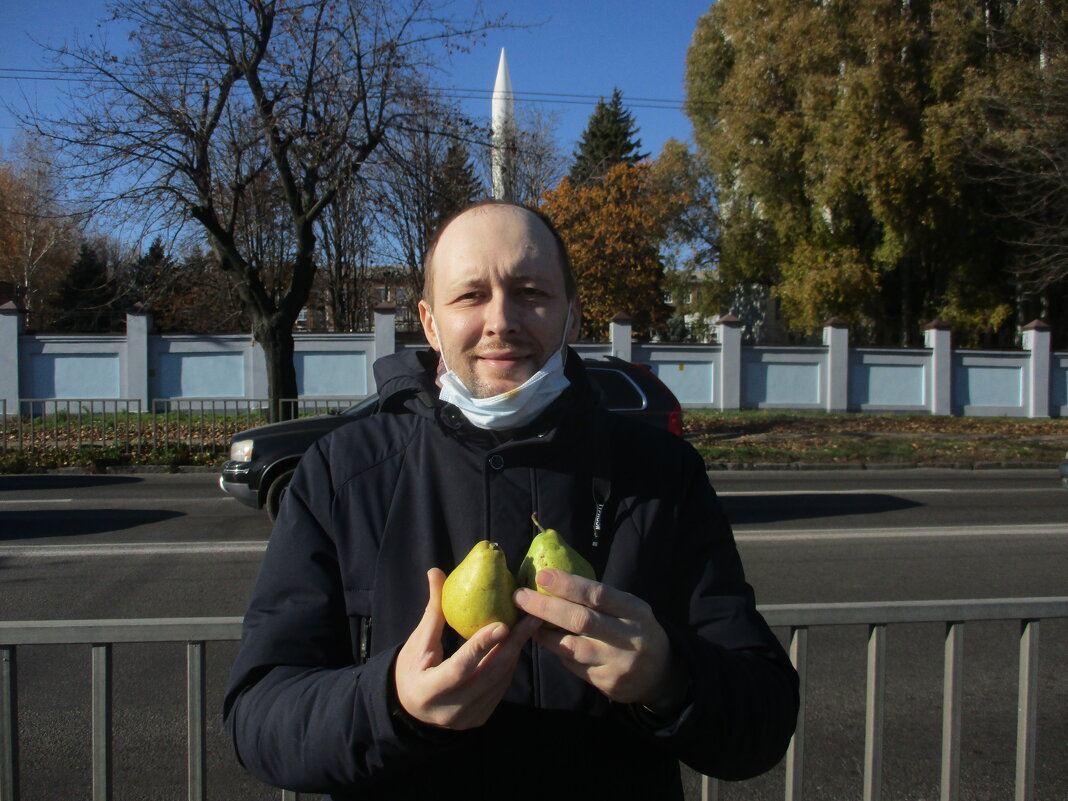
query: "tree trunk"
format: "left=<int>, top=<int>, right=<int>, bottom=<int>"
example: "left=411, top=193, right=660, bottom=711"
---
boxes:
left=256, top=320, right=299, bottom=422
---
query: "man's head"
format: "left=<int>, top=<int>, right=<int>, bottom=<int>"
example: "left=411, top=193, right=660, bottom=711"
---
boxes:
left=418, top=201, right=581, bottom=398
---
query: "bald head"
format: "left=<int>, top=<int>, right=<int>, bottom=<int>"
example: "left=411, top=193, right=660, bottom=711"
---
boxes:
left=422, top=201, right=576, bottom=306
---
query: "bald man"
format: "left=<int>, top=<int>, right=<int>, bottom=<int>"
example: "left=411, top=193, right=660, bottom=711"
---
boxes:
left=225, top=201, right=798, bottom=800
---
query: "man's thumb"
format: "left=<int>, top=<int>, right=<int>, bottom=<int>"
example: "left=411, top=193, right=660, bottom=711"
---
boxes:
left=414, top=568, right=447, bottom=643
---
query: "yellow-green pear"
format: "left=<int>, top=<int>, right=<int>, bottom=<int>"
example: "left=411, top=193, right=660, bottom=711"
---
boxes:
left=518, top=514, right=596, bottom=595
left=441, top=541, right=518, bottom=639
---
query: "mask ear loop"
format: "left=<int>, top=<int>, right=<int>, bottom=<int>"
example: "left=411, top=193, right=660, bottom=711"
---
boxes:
left=427, top=311, right=453, bottom=379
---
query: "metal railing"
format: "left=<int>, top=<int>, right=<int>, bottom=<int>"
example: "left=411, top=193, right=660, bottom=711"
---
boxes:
left=1, top=397, right=365, bottom=456
left=2, top=597, right=1066, bottom=801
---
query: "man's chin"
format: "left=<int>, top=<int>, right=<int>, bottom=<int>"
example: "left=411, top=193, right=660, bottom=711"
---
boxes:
left=468, top=369, right=534, bottom=399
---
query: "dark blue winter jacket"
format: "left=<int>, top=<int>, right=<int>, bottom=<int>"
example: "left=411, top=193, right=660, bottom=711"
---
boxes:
left=223, top=348, right=798, bottom=799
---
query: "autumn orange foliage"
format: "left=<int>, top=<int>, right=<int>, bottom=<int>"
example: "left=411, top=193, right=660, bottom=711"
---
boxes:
left=540, top=162, right=674, bottom=339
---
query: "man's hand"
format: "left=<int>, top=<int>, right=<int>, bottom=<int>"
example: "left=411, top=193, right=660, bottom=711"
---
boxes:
left=393, top=568, right=542, bottom=730
left=512, top=570, right=689, bottom=714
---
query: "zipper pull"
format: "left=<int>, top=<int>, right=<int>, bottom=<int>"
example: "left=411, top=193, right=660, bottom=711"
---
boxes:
left=359, top=617, right=372, bottom=662
left=592, top=502, right=605, bottom=547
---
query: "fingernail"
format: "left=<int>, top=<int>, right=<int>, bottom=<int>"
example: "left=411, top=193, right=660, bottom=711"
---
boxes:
left=536, top=569, right=554, bottom=589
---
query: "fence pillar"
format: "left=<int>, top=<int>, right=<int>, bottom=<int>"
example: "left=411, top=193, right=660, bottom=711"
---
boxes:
left=610, top=312, right=632, bottom=363
left=716, top=314, right=743, bottom=411
left=0, top=301, right=25, bottom=417
left=125, top=307, right=152, bottom=411
left=823, top=317, right=849, bottom=412
left=924, top=319, right=952, bottom=416
left=1021, top=319, right=1051, bottom=419
left=372, top=304, right=396, bottom=393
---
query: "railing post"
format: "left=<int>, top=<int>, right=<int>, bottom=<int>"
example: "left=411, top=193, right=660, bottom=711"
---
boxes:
left=785, top=627, right=808, bottom=801
left=941, top=622, right=964, bottom=801
left=1015, top=620, right=1039, bottom=801
left=1, top=645, right=18, bottom=801
left=187, top=642, right=206, bottom=801
left=864, top=624, right=886, bottom=801
left=92, top=644, right=113, bottom=801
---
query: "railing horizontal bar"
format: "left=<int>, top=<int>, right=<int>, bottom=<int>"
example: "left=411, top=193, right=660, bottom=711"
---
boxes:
left=760, top=598, right=1068, bottom=627
left=0, top=618, right=244, bottom=645
left=4, top=599, right=1068, bottom=645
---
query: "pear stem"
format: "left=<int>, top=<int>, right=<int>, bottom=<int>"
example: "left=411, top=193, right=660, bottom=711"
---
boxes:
left=530, top=513, right=546, bottom=534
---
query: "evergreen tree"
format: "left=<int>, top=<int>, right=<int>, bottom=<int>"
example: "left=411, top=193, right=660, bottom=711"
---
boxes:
left=50, top=244, right=120, bottom=332
left=432, top=142, right=483, bottom=227
left=569, top=88, right=648, bottom=187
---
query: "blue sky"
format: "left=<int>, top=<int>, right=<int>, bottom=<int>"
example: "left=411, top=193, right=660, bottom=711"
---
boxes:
left=1, top=0, right=712, bottom=160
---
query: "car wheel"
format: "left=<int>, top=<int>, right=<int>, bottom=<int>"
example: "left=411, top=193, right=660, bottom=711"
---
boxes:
left=265, top=468, right=296, bottom=522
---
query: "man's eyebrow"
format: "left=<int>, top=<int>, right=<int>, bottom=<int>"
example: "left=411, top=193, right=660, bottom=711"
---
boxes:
left=444, top=273, right=549, bottom=290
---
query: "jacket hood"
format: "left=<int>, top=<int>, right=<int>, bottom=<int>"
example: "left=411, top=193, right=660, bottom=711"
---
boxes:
left=372, top=348, right=440, bottom=412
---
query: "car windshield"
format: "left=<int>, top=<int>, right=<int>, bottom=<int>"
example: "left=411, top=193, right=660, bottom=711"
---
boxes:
left=343, top=395, right=380, bottom=416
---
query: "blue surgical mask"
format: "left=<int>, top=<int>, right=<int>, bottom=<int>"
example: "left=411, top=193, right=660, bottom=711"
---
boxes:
left=434, top=310, right=572, bottom=431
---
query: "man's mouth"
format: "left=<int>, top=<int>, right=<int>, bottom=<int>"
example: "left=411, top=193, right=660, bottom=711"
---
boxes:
left=477, top=352, right=528, bottom=367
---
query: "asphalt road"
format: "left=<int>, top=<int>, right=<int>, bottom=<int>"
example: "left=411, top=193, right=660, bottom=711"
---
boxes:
left=1, top=469, right=1066, bottom=800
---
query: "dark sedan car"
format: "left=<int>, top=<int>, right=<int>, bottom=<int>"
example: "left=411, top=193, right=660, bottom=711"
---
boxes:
left=221, top=356, right=683, bottom=519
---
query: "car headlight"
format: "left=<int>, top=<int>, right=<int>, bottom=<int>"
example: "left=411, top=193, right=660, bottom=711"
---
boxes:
left=229, top=439, right=254, bottom=462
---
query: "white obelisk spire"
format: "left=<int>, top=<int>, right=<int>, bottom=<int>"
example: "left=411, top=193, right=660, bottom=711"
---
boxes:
left=491, top=48, right=516, bottom=201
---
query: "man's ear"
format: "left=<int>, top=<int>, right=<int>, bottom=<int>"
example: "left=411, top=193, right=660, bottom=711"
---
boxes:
left=566, top=296, right=582, bottom=344
left=418, top=300, right=440, bottom=351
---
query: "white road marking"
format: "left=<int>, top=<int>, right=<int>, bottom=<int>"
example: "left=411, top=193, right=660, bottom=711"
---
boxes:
left=734, top=523, right=1068, bottom=542
left=717, top=488, right=1064, bottom=496
left=0, top=497, right=231, bottom=506
left=0, top=499, right=73, bottom=504
left=0, top=541, right=268, bottom=558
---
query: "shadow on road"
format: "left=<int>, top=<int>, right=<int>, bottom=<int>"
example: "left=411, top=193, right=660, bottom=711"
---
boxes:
left=720, top=493, right=922, bottom=525
left=0, top=508, right=185, bottom=540
left=0, top=475, right=145, bottom=491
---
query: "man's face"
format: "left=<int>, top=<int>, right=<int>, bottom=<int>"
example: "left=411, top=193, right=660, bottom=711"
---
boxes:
left=419, top=205, right=579, bottom=398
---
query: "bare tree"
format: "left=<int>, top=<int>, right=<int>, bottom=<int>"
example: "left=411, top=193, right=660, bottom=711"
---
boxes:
left=476, top=105, right=566, bottom=206
left=372, top=108, right=484, bottom=320
left=0, top=135, right=80, bottom=325
left=27, top=0, right=508, bottom=419
left=317, top=174, right=377, bottom=332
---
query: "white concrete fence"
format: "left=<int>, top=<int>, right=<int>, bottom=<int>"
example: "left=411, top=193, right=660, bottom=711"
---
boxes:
left=2, top=302, right=1065, bottom=418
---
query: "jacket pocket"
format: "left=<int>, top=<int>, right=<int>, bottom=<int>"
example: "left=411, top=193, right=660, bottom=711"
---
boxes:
left=344, top=587, right=373, bottom=665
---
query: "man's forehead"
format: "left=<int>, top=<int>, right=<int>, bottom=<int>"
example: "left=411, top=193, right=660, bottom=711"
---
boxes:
left=438, top=204, right=548, bottom=245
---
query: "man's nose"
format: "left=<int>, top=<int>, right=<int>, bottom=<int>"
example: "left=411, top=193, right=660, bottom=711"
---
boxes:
left=484, top=294, right=519, bottom=335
